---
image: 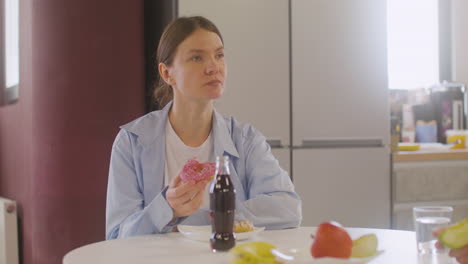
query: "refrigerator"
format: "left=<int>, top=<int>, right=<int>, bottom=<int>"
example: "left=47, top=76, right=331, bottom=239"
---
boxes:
left=178, top=0, right=391, bottom=228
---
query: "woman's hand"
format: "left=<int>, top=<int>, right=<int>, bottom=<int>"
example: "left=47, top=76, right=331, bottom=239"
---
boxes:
left=434, top=228, right=468, bottom=264
left=449, top=247, right=468, bottom=264
left=166, top=175, right=209, bottom=218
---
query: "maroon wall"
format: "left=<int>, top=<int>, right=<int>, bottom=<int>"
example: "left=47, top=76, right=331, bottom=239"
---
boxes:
left=0, top=1, right=145, bottom=263
left=0, top=1, right=35, bottom=262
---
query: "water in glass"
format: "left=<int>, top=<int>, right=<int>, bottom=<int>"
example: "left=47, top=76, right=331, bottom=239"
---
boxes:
left=415, top=216, right=450, bottom=254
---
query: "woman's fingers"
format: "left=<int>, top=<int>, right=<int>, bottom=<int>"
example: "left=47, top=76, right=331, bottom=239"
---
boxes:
left=171, top=191, right=204, bottom=217
left=173, top=180, right=206, bottom=199
left=432, top=227, right=446, bottom=250
left=189, top=187, right=205, bottom=206
left=167, top=180, right=209, bottom=217
left=433, top=227, right=445, bottom=237
left=169, top=174, right=181, bottom=188
left=177, top=189, right=205, bottom=215
left=450, top=246, right=468, bottom=259
left=167, top=176, right=208, bottom=198
left=455, top=254, right=468, bottom=264
left=169, top=189, right=199, bottom=207
left=180, top=181, right=207, bottom=204
left=435, top=240, right=444, bottom=250
left=166, top=180, right=197, bottom=199
left=166, top=183, right=188, bottom=199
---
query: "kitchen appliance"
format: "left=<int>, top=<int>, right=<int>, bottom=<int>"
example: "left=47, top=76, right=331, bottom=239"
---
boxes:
left=178, top=0, right=390, bottom=228
left=430, top=82, right=466, bottom=142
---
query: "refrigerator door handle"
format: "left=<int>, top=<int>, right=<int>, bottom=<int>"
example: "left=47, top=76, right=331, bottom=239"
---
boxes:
left=295, top=138, right=384, bottom=148
left=266, top=138, right=289, bottom=148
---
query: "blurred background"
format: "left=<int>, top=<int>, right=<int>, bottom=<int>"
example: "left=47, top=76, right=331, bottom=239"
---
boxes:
left=1, top=0, right=467, bottom=264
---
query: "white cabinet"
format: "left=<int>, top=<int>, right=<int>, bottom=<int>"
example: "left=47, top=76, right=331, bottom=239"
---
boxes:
left=293, top=148, right=390, bottom=228
left=291, top=0, right=389, bottom=146
left=392, top=160, right=468, bottom=230
left=291, top=0, right=390, bottom=228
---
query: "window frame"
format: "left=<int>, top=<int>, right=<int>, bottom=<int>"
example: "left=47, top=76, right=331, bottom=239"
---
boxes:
left=0, top=0, right=19, bottom=106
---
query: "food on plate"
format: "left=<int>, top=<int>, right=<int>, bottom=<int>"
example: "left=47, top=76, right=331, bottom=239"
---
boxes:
left=438, top=218, right=468, bottom=249
left=229, top=241, right=277, bottom=264
left=311, top=221, right=380, bottom=259
left=234, top=220, right=254, bottom=233
left=351, top=234, right=378, bottom=258
left=179, top=158, right=215, bottom=183
left=398, top=143, right=420, bottom=151
left=311, top=221, right=353, bottom=259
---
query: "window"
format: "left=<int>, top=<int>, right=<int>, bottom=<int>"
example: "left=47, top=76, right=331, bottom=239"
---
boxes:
left=387, top=0, right=441, bottom=90
left=1, top=0, right=19, bottom=105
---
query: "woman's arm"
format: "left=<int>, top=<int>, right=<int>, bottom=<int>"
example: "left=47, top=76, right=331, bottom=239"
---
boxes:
left=236, top=126, right=302, bottom=229
left=105, top=130, right=177, bottom=239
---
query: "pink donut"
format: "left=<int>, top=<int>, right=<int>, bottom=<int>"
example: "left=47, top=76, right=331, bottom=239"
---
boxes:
left=180, top=158, right=216, bottom=183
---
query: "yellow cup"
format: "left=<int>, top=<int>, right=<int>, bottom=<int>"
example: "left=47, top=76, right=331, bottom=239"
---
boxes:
left=446, top=130, right=468, bottom=149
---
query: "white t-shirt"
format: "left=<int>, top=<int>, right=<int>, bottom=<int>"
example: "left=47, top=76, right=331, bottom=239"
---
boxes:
left=164, top=119, right=214, bottom=209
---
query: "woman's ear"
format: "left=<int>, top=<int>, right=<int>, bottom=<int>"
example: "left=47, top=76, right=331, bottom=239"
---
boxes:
left=158, top=63, right=175, bottom=86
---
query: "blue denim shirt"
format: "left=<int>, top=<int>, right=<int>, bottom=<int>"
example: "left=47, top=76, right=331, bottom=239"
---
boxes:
left=106, top=102, right=302, bottom=239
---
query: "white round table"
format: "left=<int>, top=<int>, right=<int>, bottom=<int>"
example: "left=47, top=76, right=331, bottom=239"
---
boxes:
left=63, top=227, right=438, bottom=264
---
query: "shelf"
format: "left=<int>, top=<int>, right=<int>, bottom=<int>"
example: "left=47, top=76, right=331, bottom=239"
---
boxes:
left=393, top=149, right=468, bottom=162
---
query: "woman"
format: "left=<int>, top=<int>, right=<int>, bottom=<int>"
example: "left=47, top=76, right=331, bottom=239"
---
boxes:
left=106, top=16, right=302, bottom=239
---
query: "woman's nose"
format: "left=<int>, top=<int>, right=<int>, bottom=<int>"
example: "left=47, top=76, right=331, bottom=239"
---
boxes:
left=205, top=59, right=220, bottom=75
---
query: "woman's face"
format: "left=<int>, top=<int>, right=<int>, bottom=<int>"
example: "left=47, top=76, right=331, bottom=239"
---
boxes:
left=164, top=28, right=226, bottom=102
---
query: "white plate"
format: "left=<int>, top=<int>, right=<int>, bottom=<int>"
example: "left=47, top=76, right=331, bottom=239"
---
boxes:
left=178, top=225, right=265, bottom=242
left=276, top=249, right=384, bottom=264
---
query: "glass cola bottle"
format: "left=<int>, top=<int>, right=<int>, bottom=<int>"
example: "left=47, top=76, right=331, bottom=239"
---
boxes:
left=209, top=155, right=236, bottom=252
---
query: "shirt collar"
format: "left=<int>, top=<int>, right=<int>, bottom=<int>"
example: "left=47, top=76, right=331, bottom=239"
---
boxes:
left=119, top=101, right=171, bottom=146
left=212, top=109, right=240, bottom=158
left=120, top=101, right=239, bottom=158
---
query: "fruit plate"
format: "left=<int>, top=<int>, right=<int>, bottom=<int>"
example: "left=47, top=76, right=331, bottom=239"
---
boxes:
left=279, top=249, right=384, bottom=264
left=178, top=225, right=265, bottom=242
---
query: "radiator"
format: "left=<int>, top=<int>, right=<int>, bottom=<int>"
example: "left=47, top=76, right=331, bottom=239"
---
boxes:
left=0, top=198, right=18, bottom=264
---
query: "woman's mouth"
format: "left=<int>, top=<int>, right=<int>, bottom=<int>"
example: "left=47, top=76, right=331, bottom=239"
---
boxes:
left=205, top=80, right=222, bottom=86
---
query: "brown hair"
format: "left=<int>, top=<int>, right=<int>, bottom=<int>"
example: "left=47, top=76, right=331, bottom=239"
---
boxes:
left=153, top=16, right=223, bottom=109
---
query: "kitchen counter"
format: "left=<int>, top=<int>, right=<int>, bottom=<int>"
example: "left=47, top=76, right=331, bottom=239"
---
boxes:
left=393, top=148, right=468, bottom=162
left=392, top=148, right=468, bottom=230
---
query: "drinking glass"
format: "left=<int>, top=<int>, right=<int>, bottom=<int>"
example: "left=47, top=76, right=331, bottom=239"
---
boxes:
left=413, top=206, right=453, bottom=255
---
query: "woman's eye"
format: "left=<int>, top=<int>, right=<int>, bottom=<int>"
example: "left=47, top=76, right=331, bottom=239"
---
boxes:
left=216, top=53, right=225, bottom=59
left=191, top=55, right=202, bottom=62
